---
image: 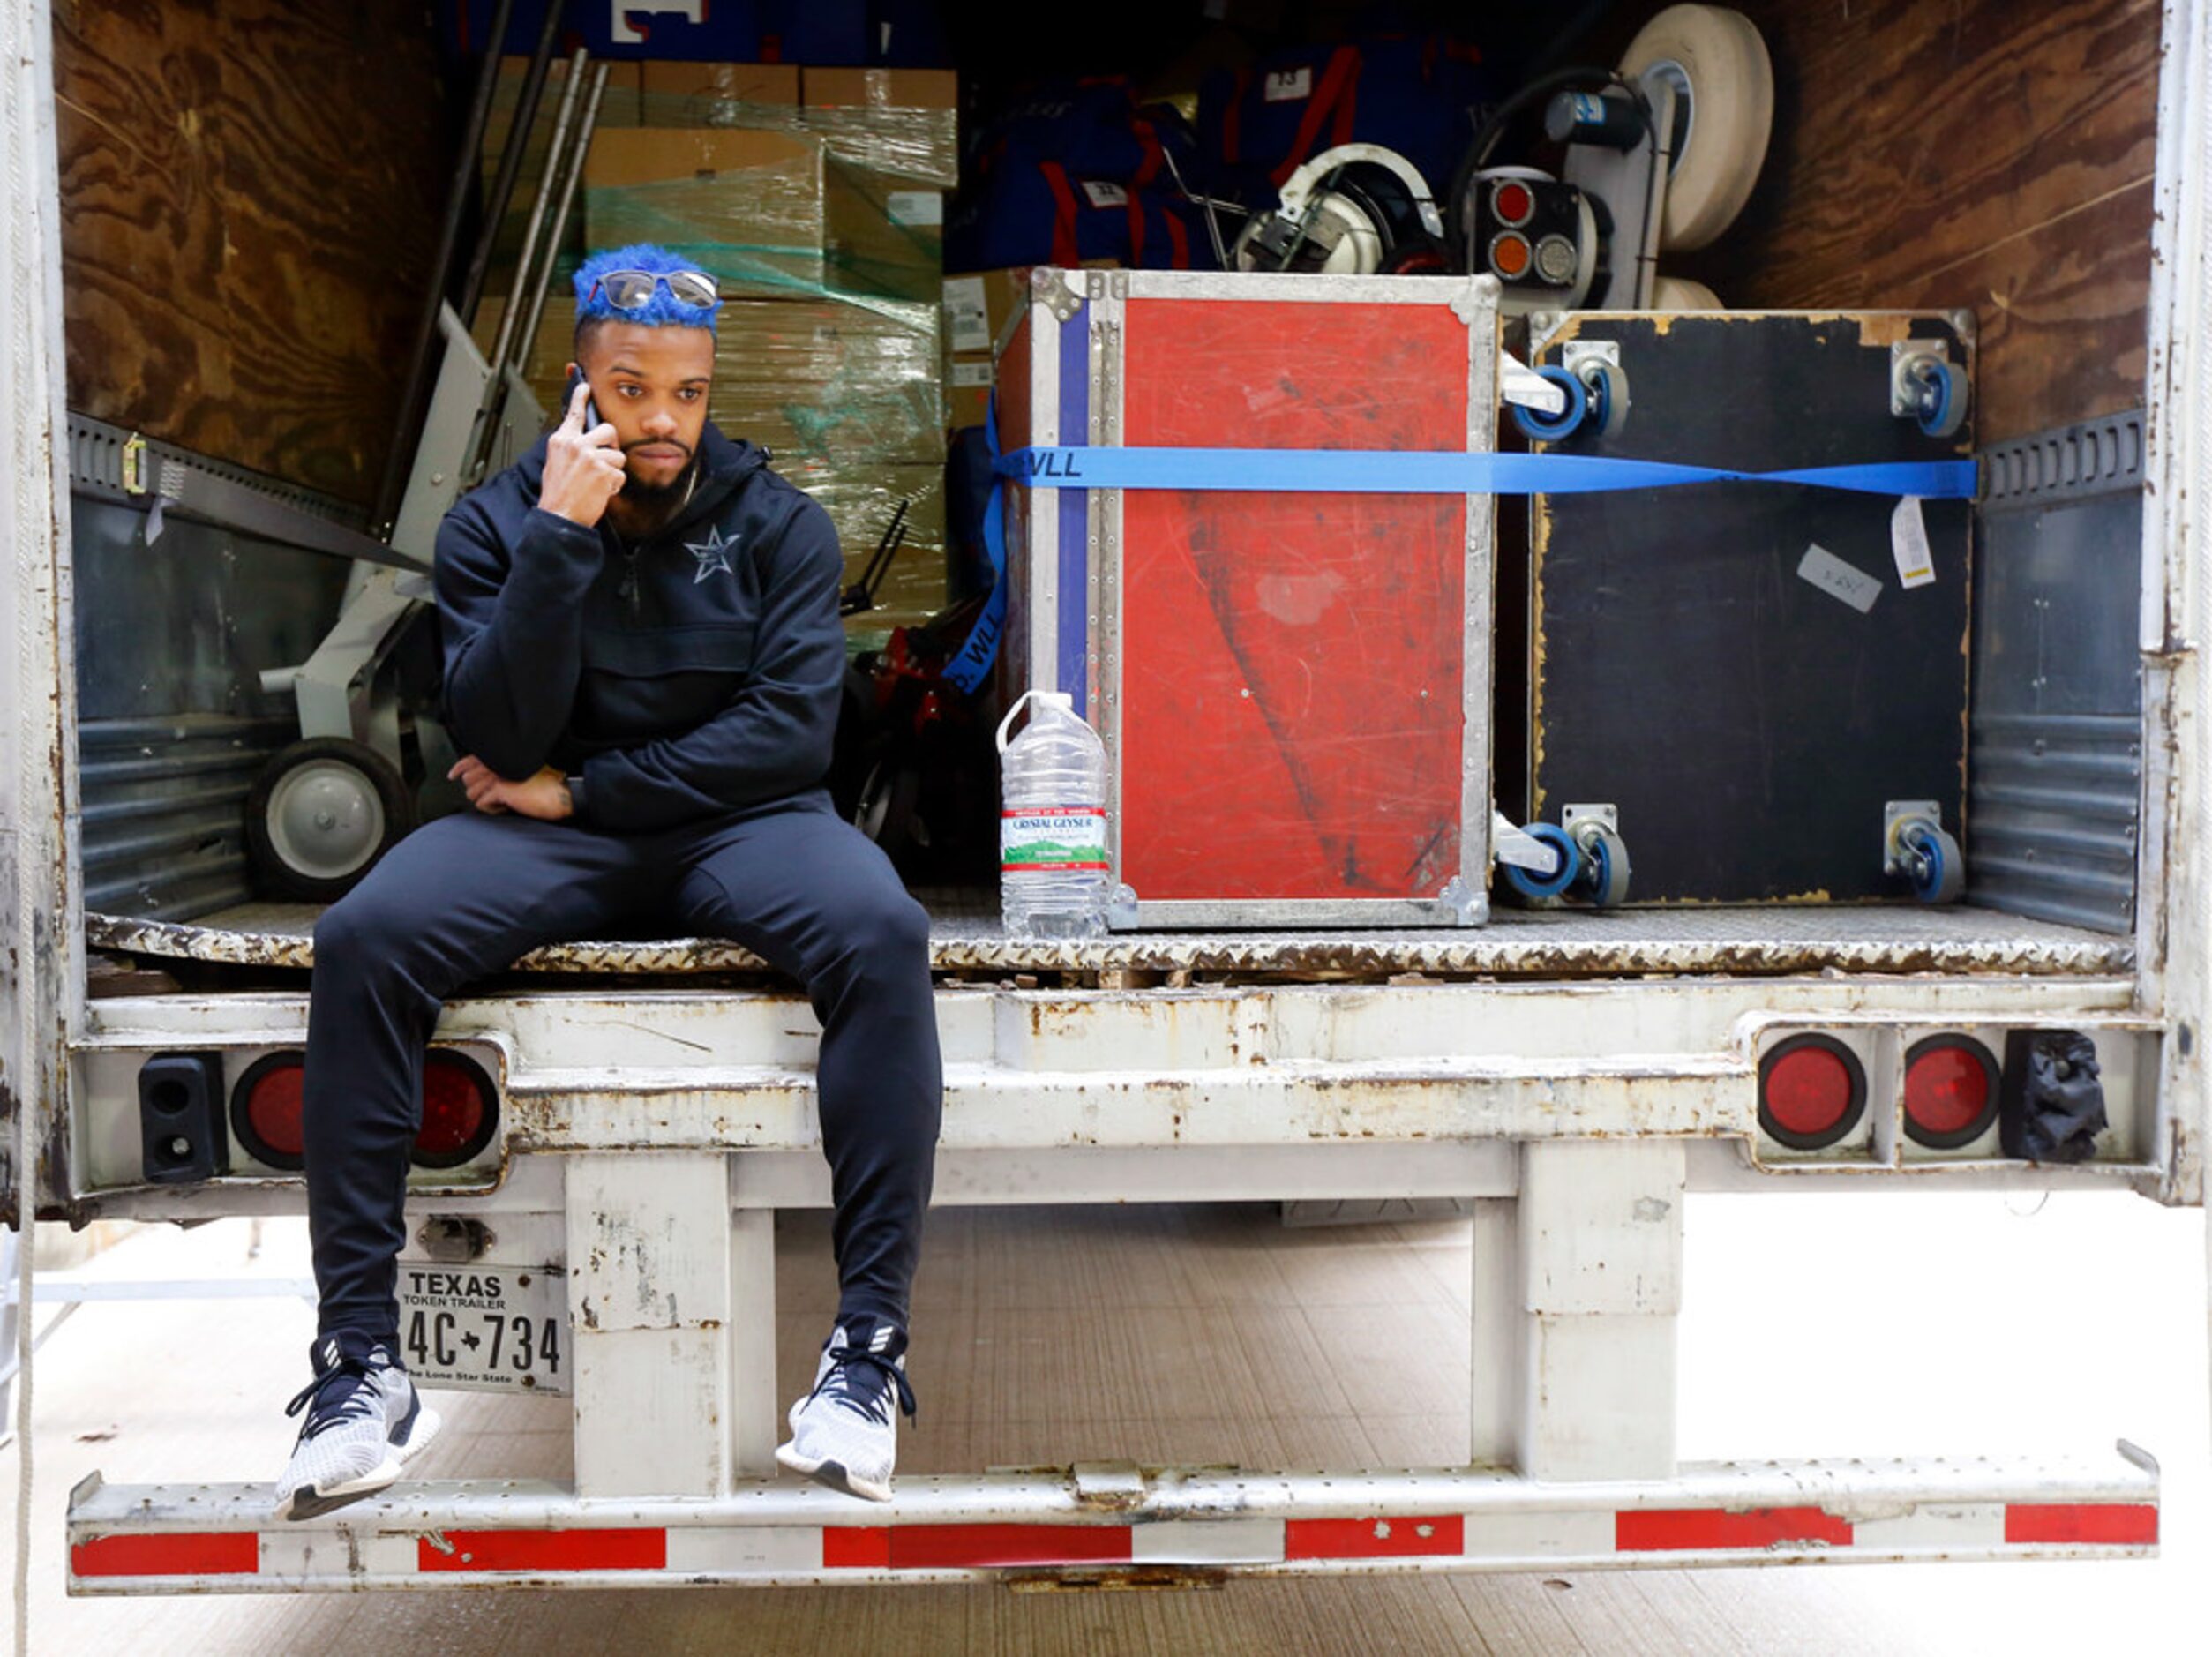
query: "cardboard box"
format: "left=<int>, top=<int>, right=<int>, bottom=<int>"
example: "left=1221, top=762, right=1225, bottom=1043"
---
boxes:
left=799, top=67, right=958, bottom=189
left=802, top=68, right=958, bottom=114
left=781, top=457, right=949, bottom=633
left=584, top=127, right=940, bottom=305
left=946, top=355, right=993, bottom=431
left=712, top=297, right=943, bottom=465
left=640, top=61, right=797, bottom=105
left=501, top=295, right=943, bottom=467
left=942, top=261, right=1117, bottom=356
left=638, top=61, right=799, bottom=127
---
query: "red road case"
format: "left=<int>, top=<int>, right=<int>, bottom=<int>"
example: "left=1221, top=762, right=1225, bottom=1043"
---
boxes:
left=996, top=269, right=1501, bottom=928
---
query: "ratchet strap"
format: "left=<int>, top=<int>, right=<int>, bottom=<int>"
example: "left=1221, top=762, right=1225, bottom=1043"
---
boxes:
left=992, top=446, right=1978, bottom=499
left=946, top=437, right=1975, bottom=695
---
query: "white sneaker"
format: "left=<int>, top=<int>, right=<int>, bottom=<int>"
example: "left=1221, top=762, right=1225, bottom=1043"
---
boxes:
left=274, top=1332, right=441, bottom=1521
left=775, top=1319, right=913, bottom=1503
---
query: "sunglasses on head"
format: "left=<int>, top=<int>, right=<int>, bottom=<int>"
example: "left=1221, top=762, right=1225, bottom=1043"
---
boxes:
left=586, top=268, right=721, bottom=311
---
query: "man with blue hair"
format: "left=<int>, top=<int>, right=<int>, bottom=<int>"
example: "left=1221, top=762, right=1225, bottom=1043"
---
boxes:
left=274, top=244, right=942, bottom=1516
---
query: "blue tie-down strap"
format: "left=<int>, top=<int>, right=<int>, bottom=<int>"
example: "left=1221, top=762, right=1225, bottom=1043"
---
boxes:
left=941, top=392, right=1010, bottom=696
left=991, top=446, right=1979, bottom=499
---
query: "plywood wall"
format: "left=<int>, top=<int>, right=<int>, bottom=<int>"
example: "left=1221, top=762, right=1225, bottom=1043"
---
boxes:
left=1662, top=0, right=2162, bottom=444
left=54, top=0, right=447, bottom=504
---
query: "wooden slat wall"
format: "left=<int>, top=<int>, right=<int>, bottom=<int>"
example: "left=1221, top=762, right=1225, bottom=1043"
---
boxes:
left=54, top=0, right=446, bottom=504
left=1664, top=0, right=2162, bottom=444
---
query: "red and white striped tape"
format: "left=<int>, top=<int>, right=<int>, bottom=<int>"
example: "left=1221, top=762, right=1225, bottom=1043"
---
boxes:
left=71, top=1500, right=2159, bottom=1584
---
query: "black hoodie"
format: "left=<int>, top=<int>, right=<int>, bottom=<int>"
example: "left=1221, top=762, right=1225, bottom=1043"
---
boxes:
left=432, top=419, right=844, bottom=834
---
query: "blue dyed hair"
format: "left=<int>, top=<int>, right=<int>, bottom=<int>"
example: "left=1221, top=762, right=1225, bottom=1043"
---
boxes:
left=572, top=244, right=721, bottom=341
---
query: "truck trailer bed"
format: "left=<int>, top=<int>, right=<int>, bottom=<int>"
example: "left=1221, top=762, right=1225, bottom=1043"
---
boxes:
left=85, top=897, right=2133, bottom=982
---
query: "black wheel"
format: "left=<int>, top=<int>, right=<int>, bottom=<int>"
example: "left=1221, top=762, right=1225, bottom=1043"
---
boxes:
left=851, top=751, right=923, bottom=858
left=246, top=738, right=414, bottom=903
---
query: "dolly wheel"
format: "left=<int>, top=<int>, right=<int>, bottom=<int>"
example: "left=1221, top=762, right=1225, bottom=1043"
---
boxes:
left=1901, top=822, right=1965, bottom=904
left=1584, top=362, right=1631, bottom=439
left=1912, top=360, right=1969, bottom=439
left=1511, top=365, right=1589, bottom=442
left=1621, top=5, right=1776, bottom=251
left=246, top=738, right=414, bottom=902
left=1576, top=823, right=1633, bottom=906
left=1502, top=821, right=1582, bottom=900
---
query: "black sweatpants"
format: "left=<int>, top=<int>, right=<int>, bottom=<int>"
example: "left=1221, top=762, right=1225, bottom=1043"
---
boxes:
left=302, top=788, right=941, bottom=1344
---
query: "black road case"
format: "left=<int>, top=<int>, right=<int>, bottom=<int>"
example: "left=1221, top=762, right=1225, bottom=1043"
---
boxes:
left=1508, top=311, right=1976, bottom=905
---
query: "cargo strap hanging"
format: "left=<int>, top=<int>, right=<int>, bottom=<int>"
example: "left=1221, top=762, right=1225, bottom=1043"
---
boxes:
left=941, top=391, right=1011, bottom=696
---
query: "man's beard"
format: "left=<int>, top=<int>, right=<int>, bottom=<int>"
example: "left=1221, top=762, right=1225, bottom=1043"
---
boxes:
left=620, top=443, right=698, bottom=509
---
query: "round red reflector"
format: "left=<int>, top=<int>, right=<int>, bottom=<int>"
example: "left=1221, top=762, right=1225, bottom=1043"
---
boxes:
left=230, top=1051, right=307, bottom=1171
left=1902, top=1036, right=2000, bottom=1149
left=1758, top=1035, right=1867, bottom=1151
left=1490, top=232, right=1533, bottom=278
left=1493, top=180, right=1535, bottom=226
left=413, top=1051, right=498, bottom=1168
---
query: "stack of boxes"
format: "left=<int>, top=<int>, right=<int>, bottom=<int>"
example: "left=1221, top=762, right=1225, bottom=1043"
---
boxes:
left=941, top=260, right=1119, bottom=431
left=483, top=62, right=959, bottom=633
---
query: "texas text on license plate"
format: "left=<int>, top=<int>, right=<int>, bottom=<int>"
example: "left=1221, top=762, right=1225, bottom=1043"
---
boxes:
left=397, top=1262, right=569, bottom=1394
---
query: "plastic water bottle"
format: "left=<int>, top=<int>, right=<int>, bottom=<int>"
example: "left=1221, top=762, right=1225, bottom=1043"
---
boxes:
left=997, top=689, right=1110, bottom=938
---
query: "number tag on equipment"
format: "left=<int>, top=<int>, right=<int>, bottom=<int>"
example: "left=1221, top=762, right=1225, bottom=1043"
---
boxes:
left=398, top=1260, right=569, bottom=1394
left=1890, top=495, right=1937, bottom=588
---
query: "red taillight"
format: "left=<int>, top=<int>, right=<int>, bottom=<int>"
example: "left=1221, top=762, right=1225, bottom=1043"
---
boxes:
left=413, top=1050, right=499, bottom=1168
left=1758, top=1035, right=1867, bottom=1151
left=1492, top=180, right=1534, bottom=226
left=1903, top=1036, right=2000, bottom=1149
left=230, top=1052, right=307, bottom=1172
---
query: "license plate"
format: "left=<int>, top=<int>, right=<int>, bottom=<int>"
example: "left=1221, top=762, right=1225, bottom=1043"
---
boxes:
left=397, top=1261, right=569, bottom=1394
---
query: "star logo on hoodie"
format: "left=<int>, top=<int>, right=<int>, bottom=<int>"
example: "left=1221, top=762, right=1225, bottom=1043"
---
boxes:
left=686, top=525, right=739, bottom=584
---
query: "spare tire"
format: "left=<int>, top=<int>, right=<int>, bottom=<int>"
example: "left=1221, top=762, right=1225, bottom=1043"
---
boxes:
left=1621, top=5, right=1773, bottom=252
left=1653, top=274, right=1725, bottom=310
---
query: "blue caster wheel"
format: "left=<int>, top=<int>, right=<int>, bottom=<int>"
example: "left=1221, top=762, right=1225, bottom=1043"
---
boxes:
left=1511, top=365, right=1587, bottom=442
left=1583, top=362, right=1629, bottom=439
left=1503, top=821, right=1581, bottom=899
left=1573, top=822, right=1631, bottom=906
left=1910, top=360, right=1968, bottom=439
left=1900, top=822, right=1964, bottom=903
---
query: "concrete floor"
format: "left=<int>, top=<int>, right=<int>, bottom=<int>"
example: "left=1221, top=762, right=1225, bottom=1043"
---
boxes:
left=4, top=1188, right=2205, bottom=1653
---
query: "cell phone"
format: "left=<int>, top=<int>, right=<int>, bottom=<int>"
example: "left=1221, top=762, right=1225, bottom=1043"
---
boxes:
left=563, top=367, right=602, bottom=431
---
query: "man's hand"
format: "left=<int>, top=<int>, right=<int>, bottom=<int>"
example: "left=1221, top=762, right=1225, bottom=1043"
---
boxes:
left=538, top=378, right=626, bottom=529
left=450, top=757, right=573, bottom=821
